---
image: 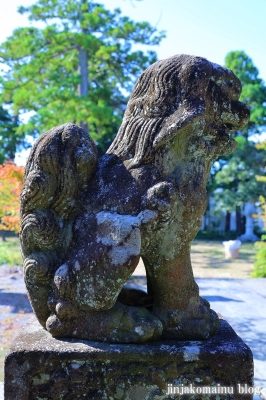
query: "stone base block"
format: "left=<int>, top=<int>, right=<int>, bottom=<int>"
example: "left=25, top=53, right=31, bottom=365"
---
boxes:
left=5, top=316, right=253, bottom=400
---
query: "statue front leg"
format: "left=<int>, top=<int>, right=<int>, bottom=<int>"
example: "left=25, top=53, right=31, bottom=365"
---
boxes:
left=46, top=211, right=163, bottom=343
left=141, top=179, right=220, bottom=339
left=144, top=244, right=220, bottom=340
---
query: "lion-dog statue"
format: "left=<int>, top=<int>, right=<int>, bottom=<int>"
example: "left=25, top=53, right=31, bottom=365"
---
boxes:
left=20, top=55, right=249, bottom=343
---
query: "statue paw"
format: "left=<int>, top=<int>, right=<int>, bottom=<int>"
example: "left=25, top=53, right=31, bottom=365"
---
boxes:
left=175, top=307, right=220, bottom=340
left=155, top=298, right=220, bottom=340
left=46, top=302, right=163, bottom=343
left=112, top=304, right=163, bottom=343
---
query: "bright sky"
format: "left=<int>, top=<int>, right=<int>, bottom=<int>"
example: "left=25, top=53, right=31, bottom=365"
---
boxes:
left=0, top=0, right=265, bottom=164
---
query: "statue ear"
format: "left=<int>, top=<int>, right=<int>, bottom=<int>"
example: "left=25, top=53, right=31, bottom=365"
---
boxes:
left=153, top=99, right=205, bottom=149
left=211, top=63, right=241, bottom=101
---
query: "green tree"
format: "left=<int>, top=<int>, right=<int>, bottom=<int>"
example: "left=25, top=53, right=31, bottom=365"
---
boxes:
left=225, top=51, right=266, bottom=137
left=0, top=106, right=26, bottom=163
left=213, top=137, right=266, bottom=232
left=0, top=0, right=165, bottom=154
left=210, top=51, right=266, bottom=234
left=253, top=141, right=266, bottom=277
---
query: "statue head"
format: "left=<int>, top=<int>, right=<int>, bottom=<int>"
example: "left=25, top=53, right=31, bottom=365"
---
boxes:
left=108, top=54, right=249, bottom=170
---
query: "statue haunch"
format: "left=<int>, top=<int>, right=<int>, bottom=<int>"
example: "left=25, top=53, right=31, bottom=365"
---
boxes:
left=20, top=55, right=249, bottom=343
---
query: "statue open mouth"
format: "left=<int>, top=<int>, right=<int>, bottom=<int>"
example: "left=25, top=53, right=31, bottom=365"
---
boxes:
left=224, top=122, right=236, bottom=132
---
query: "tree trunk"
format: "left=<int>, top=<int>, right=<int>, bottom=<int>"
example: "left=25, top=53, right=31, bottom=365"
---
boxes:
left=78, top=48, right=88, bottom=98
left=1, top=231, right=6, bottom=242
left=236, top=206, right=242, bottom=235
left=78, top=48, right=89, bottom=131
left=225, top=211, right=231, bottom=232
left=77, top=0, right=89, bottom=132
left=8, top=114, right=19, bottom=162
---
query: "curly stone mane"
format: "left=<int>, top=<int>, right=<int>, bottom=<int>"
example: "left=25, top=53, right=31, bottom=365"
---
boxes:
left=108, top=54, right=242, bottom=169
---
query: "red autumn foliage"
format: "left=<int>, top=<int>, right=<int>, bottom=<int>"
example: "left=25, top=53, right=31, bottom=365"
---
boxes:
left=0, top=163, right=24, bottom=233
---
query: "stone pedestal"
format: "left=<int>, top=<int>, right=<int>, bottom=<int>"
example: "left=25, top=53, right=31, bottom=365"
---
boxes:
left=5, top=316, right=253, bottom=400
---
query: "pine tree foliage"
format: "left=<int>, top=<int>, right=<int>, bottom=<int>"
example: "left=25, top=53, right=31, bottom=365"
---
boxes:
left=0, top=107, right=22, bottom=163
left=0, top=0, right=165, bottom=153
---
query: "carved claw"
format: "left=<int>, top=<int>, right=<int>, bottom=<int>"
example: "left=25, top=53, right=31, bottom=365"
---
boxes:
left=46, top=301, right=163, bottom=343
left=154, top=297, right=220, bottom=340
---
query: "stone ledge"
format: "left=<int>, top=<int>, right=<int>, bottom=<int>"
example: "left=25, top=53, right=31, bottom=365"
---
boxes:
left=5, top=316, right=253, bottom=399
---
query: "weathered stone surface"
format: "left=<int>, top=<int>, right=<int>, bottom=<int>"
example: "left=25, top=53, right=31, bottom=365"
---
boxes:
left=5, top=316, right=253, bottom=400
left=20, top=54, right=250, bottom=343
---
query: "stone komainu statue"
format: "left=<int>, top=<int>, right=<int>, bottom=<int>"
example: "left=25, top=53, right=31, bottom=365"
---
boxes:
left=20, top=55, right=249, bottom=343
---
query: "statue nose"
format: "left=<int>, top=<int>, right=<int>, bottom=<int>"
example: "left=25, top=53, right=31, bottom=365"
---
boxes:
left=231, top=101, right=250, bottom=129
left=221, top=101, right=250, bottom=131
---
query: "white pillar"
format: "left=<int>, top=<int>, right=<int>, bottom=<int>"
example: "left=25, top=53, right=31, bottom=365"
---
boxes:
left=240, top=202, right=259, bottom=242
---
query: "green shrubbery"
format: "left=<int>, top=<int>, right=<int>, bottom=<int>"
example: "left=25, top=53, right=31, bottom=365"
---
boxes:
left=252, top=195, right=266, bottom=278
left=0, top=238, right=22, bottom=266
left=196, top=230, right=239, bottom=241
left=252, top=235, right=266, bottom=277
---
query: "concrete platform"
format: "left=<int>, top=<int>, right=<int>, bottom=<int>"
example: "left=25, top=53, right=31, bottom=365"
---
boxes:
left=5, top=316, right=253, bottom=400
